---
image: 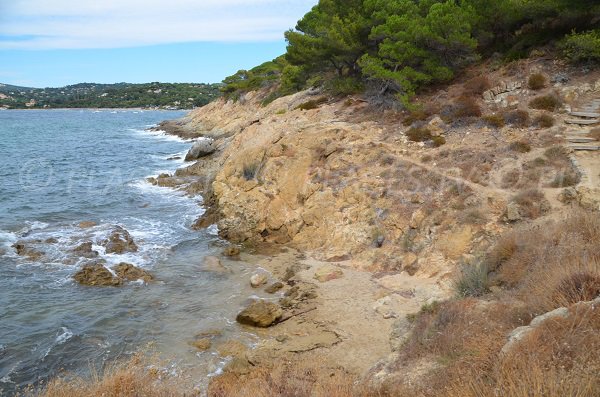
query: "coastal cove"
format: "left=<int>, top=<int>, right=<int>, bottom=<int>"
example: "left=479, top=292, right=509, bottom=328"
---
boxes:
left=0, top=109, right=281, bottom=394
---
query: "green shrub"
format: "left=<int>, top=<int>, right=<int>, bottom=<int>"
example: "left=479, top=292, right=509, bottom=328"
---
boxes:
left=326, top=77, right=364, bottom=96
left=432, top=135, right=446, bottom=147
left=529, top=95, right=562, bottom=112
left=406, top=127, right=433, bottom=142
left=560, top=30, right=600, bottom=63
left=483, top=114, right=506, bottom=128
left=528, top=73, right=547, bottom=90
left=275, top=109, right=287, bottom=115
left=454, top=262, right=490, bottom=298
left=295, top=97, right=328, bottom=111
left=534, top=113, right=555, bottom=128
left=504, top=110, right=530, bottom=127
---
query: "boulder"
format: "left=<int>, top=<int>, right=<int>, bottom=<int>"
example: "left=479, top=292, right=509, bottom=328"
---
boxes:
left=71, top=241, right=99, bottom=258
left=222, top=246, right=241, bottom=257
left=190, top=338, right=212, bottom=351
left=73, top=264, right=122, bottom=287
left=185, top=139, right=216, bottom=161
left=506, top=202, right=522, bottom=222
left=314, top=265, right=343, bottom=283
left=410, top=209, right=426, bottom=229
left=102, top=227, right=138, bottom=254
left=12, top=241, right=44, bottom=260
left=112, top=263, right=154, bottom=282
left=250, top=273, right=268, bottom=288
left=236, top=300, right=283, bottom=327
left=265, top=282, right=284, bottom=294
left=78, top=221, right=97, bottom=229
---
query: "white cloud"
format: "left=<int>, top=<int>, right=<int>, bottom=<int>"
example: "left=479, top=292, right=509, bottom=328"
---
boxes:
left=0, top=0, right=316, bottom=50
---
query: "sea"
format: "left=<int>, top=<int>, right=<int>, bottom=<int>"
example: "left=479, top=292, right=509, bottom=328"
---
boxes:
left=0, top=109, right=262, bottom=394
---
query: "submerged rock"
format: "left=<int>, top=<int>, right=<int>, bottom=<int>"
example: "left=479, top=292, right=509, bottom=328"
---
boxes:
left=250, top=273, right=268, bottom=288
left=78, top=221, right=97, bottom=229
left=222, top=246, right=241, bottom=257
left=202, top=256, right=230, bottom=273
left=12, top=241, right=44, bottom=261
left=102, top=227, right=138, bottom=254
left=236, top=300, right=283, bottom=328
left=71, top=241, right=99, bottom=258
left=73, top=264, right=122, bottom=287
left=185, top=139, right=216, bottom=161
left=113, top=263, right=154, bottom=282
left=265, top=282, right=284, bottom=294
left=190, top=338, right=212, bottom=351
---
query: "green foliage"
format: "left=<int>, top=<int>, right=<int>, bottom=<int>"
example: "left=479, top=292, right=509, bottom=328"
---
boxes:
left=0, top=82, right=221, bottom=109
left=295, top=97, right=328, bottom=111
left=360, top=0, right=478, bottom=103
left=220, top=0, right=600, bottom=103
left=560, top=30, right=600, bottom=63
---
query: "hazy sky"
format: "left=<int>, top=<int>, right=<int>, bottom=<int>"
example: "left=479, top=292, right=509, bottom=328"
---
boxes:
left=0, top=0, right=316, bottom=87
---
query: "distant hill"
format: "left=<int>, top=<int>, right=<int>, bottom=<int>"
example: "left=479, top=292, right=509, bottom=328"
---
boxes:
left=0, top=82, right=222, bottom=109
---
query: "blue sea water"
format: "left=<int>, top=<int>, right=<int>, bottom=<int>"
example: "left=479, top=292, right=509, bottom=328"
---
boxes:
left=0, top=110, right=260, bottom=394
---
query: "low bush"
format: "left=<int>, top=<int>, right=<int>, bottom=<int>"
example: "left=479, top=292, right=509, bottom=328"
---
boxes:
left=545, top=145, right=569, bottom=161
left=529, top=94, right=562, bottom=112
left=528, top=73, right=547, bottom=90
left=406, top=126, right=432, bottom=142
left=549, top=169, right=580, bottom=188
left=295, top=97, right=328, bottom=111
left=512, top=189, right=549, bottom=219
left=463, top=76, right=491, bottom=95
left=534, top=113, right=555, bottom=128
left=453, top=96, right=482, bottom=118
left=504, top=109, right=530, bottom=127
left=460, top=208, right=487, bottom=225
left=454, top=262, right=490, bottom=298
left=402, top=108, right=430, bottom=126
left=560, top=29, right=600, bottom=63
left=325, top=76, right=364, bottom=96
left=509, top=140, right=532, bottom=153
left=431, top=135, right=446, bottom=147
left=483, top=114, right=505, bottom=128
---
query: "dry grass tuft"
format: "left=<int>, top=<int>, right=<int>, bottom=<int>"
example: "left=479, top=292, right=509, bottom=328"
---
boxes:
left=453, top=96, right=482, bottom=118
left=589, top=127, right=600, bottom=141
left=483, top=114, right=505, bottom=128
left=36, top=355, right=182, bottom=397
left=534, top=113, right=555, bottom=128
left=527, top=73, right=547, bottom=90
left=463, top=76, right=491, bottom=95
left=529, top=94, right=562, bottom=112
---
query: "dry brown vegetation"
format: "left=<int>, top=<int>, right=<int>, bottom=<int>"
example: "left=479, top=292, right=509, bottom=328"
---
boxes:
left=376, top=211, right=600, bottom=397
left=529, top=94, right=562, bottom=112
left=589, top=127, right=600, bottom=141
left=527, top=73, right=547, bottom=90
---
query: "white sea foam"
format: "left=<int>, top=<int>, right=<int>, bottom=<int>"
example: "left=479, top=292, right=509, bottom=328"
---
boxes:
left=128, top=128, right=189, bottom=143
left=55, top=327, right=73, bottom=345
left=207, top=225, right=219, bottom=236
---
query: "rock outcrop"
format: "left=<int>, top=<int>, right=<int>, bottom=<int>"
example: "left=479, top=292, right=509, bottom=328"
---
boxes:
left=185, top=139, right=216, bottom=161
left=73, top=262, right=153, bottom=286
left=236, top=300, right=283, bottom=327
left=102, top=227, right=138, bottom=254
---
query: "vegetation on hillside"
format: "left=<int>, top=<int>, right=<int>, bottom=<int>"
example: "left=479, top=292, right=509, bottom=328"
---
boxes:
left=0, top=82, right=221, bottom=109
left=222, top=0, right=600, bottom=105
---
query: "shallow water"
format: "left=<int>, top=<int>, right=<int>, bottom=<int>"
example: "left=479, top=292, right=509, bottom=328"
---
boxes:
left=0, top=110, right=264, bottom=394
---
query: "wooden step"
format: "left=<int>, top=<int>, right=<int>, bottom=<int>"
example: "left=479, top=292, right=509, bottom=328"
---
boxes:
left=568, top=144, right=600, bottom=151
left=569, top=111, right=600, bottom=118
left=565, top=119, right=600, bottom=125
left=566, top=137, right=598, bottom=143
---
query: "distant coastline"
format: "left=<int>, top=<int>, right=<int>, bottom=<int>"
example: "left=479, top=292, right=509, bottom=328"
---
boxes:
left=0, top=82, right=221, bottom=110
